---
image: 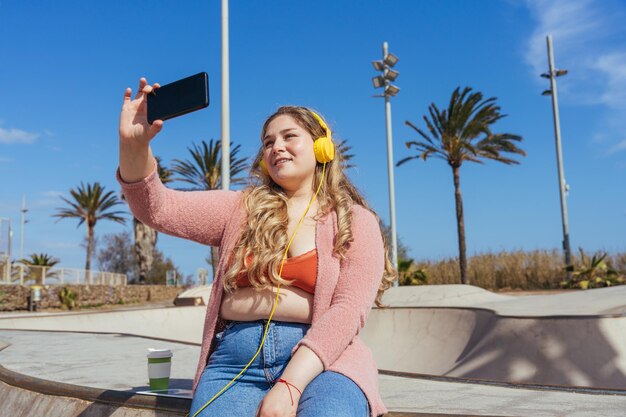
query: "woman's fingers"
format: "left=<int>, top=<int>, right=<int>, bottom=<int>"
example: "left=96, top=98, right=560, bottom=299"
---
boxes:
left=134, top=77, right=148, bottom=100
left=123, top=87, right=132, bottom=103
left=147, top=119, right=163, bottom=139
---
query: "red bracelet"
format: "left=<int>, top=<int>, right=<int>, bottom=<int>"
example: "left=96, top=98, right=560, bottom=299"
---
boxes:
left=277, top=378, right=302, bottom=406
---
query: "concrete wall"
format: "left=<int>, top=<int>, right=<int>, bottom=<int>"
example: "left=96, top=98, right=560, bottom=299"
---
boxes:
left=0, top=285, right=184, bottom=311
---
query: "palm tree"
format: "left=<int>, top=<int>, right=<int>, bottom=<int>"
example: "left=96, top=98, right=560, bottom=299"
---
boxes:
left=336, top=139, right=355, bottom=170
left=53, top=182, right=126, bottom=284
left=120, top=155, right=174, bottom=284
left=171, top=139, right=248, bottom=278
left=397, top=87, right=525, bottom=285
left=17, top=253, right=60, bottom=284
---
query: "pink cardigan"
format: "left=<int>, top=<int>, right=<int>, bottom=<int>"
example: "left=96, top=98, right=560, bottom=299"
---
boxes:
left=116, top=157, right=388, bottom=417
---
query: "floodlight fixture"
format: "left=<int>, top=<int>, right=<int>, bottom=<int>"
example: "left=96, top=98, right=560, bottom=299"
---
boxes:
left=555, top=69, right=568, bottom=77
left=541, top=73, right=551, bottom=79
left=372, top=60, right=384, bottom=71
left=383, top=52, right=399, bottom=67
left=372, top=76, right=385, bottom=88
left=385, top=84, right=400, bottom=96
left=384, top=69, right=399, bottom=81
left=542, top=89, right=552, bottom=96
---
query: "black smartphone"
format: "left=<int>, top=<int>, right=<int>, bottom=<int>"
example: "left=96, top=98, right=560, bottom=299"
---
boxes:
left=147, top=72, right=209, bottom=124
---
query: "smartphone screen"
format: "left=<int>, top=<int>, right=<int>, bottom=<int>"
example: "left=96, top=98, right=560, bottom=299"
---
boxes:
left=147, top=72, right=209, bottom=124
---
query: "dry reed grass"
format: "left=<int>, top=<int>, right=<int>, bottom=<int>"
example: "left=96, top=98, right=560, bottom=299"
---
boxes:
left=409, top=249, right=626, bottom=290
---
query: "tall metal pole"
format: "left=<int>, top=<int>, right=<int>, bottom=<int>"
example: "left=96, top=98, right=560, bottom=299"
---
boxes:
left=7, top=220, right=12, bottom=282
left=546, top=35, right=572, bottom=274
left=20, top=194, right=26, bottom=261
left=0, top=218, right=10, bottom=282
left=383, top=42, right=399, bottom=286
left=221, top=0, right=231, bottom=190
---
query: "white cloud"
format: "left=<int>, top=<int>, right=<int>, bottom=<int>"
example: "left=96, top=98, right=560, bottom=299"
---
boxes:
left=523, top=0, right=626, bottom=153
left=32, top=191, right=66, bottom=208
left=41, top=191, right=64, bottom=198
left=0, top=127, right=40, bottom=144
left=524, top=0, right=609, bottom=75
left=593, top=52, right=626, bottom=107
left=608, top=140, right=626, bottom=155
left=40, top=241, right=79, bottom=250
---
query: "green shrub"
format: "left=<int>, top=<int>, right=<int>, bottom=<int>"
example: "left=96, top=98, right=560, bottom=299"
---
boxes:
left=560, top=249, right=625, bottom=290
left=58, top=287, right=77, bottom=310
left=398, top=259, right=428, bottom=286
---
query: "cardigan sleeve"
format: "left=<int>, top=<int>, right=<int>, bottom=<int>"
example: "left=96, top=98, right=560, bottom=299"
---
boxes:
left=291, top=205, right=385, bottom=369
left=115, top=156, right=243, bottom=247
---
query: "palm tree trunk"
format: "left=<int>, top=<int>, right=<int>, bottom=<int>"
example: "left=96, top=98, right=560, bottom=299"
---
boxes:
left=134, top=217, right=158, bottom=284
left=452, top=165, right=469, bottom=285
left=210, top=246, right=219, bottom=281
left=85, top=224, right=94, bottom=285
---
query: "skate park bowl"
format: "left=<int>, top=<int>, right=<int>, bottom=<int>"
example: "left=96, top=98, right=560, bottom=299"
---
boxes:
left=1, top=284, right=626, bottom=416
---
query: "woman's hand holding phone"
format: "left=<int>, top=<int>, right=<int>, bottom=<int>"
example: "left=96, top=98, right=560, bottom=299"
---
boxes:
left=119, top=77, right=163, bottom=148
left=118, top=77, right=162, bottom=183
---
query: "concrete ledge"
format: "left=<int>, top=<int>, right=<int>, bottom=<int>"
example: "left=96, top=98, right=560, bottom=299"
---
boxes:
left=0, top=364, right=507, bottom=417
left=0, top=364, right=189, bottom=414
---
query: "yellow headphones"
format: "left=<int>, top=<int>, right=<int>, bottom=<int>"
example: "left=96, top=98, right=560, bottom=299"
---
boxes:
left=259, top=109, right=335, bottom=175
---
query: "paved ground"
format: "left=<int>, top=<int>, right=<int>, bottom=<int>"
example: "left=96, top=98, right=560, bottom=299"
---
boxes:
left=1, top=285, right=626, bottom=416
left=1, top=329, right=625, bottom=417
left=0, top=330, right=197, bottom=392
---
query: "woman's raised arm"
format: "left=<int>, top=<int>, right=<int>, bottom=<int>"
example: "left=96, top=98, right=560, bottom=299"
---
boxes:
left=117, top=78, right=242, bottom=247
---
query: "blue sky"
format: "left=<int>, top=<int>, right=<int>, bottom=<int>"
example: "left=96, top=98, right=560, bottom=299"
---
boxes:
left=1, top=0, right=625, bottom=282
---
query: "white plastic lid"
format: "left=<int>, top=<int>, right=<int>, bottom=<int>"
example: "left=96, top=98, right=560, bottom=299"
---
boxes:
left=147, top=348, right=173, bottom=359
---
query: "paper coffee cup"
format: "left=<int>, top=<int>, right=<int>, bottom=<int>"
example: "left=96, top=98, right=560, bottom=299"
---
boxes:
left=147, top=348, right=173, bottom=390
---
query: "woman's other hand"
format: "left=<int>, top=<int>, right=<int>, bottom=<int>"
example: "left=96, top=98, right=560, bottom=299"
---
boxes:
left=119, top=77, right=163, bottom=147
left=255, top=382, right=299, bottom=417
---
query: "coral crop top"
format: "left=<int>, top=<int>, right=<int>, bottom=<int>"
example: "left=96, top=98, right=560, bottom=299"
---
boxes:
left=235, top=248, right=318, bottom=294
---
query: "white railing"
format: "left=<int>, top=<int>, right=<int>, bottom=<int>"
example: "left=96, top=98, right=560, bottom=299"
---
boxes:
left=0, top=263, right=127, bottom=286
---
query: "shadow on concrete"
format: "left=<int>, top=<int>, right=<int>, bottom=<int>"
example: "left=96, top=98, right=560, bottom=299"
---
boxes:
left=364, top=307, right=626, bottom=390
left=447, top=315, right=626, bottom=389
left=72, top=388, right=190, bottom=417
left=131, top=377, right=194, bottom=391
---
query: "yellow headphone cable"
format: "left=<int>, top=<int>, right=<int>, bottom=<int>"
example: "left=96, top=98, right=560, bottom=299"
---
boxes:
left=188, top=162, right=327, bottom=417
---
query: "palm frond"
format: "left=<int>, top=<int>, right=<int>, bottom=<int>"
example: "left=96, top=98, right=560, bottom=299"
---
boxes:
left=400, top=86, right=525, bottom=170
left=155, top=155, right=175, bottom=184
left=53, top=182, right=127, bottom=227
left=336, top=139, right=356, bottom=169
left=171, top=138, right=249, bottom=191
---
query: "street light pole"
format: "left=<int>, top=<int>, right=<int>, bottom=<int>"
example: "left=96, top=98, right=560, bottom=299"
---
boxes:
left=221, top=0, right=231, bottom=190
left=372, top=42, right=400, bottom=286
left=543, top=34, right=572, bottom=276
left=382, top=42, right=399, bottom=283
left=20, top=194, right=27, bottom=261
left=0, top=217, right=12, bottom=282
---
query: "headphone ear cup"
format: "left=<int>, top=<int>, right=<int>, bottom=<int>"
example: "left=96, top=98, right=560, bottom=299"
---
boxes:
left=314, top=136, right=335, bottom=163
left=259, top=159, right=269, bottom=176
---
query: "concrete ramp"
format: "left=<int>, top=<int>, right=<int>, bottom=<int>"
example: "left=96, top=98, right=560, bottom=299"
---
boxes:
left=363, top=285, right=626, bottom=390
left=0, top=305, right=206, bottom=344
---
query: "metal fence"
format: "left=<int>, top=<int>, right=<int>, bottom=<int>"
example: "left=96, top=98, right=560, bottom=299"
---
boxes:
left=0, top=262, right=127, bottom=286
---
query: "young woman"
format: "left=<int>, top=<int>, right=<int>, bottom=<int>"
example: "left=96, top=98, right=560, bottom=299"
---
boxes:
left=117, top=78, right=395, bottom=417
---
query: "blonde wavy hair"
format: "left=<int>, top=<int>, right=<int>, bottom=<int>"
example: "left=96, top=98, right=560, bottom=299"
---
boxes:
left=222, top=106, right=396, bottom=307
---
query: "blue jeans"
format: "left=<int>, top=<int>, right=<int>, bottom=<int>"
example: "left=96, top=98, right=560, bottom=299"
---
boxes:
left=189, top=319, right=370, bottom=417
